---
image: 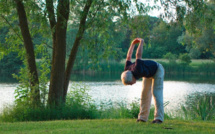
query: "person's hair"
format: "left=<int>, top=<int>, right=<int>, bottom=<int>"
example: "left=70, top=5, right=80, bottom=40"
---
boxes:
left=121, top=70, right=133, bottom=85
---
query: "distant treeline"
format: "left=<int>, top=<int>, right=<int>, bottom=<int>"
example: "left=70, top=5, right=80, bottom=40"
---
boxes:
left=0, top=15, right=215, bottom=77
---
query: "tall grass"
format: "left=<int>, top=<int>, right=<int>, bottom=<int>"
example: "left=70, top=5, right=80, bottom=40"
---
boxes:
left=180, top=92, right=215, bottom=121
left=1, top=83, right=214, bottom=122
left=98, top=99, right=171, bottom=120
left=197, top=63, right=215, bottom=74
left=72, top=59, right=215, bottom=75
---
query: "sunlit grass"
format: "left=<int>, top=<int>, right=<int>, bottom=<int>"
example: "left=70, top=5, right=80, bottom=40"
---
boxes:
left=0, top=119, right=215, bottom=134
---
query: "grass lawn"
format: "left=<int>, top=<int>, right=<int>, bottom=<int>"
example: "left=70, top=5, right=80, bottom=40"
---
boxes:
left=0, top=119, right=214, bottom=134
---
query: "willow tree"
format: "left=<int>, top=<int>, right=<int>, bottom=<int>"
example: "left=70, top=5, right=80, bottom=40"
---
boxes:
left=1, top=0, right=150, bottom=106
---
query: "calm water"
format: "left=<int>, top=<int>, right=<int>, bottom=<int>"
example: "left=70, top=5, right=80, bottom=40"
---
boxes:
left=0, top=74, right=215, bottom=113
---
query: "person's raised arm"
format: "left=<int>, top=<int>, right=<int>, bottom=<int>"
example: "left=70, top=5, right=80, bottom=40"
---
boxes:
left=135, top=38, right=144, bottom=59
left=126, top=39, right=139, bottom=61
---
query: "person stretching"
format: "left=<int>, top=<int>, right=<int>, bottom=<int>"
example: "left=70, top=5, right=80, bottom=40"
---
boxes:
left=121, top=38, right=165, bottom=124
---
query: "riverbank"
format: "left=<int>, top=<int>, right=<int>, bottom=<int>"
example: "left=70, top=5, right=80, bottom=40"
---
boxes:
left=72, top=59, right=215, bottom=75
left=1, top=59, right=214, bottom=83
left=0, top=119, right=214, bottom=134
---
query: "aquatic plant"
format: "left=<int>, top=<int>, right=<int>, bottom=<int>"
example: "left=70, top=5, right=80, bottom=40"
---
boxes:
left=181, top=92, right=215, bottom=120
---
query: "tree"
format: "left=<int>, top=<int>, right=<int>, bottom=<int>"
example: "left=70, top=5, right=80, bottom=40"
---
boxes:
left=137, top=20, right=186, bottom=58
left=159, top=0, right=215, bottom=59
left=1, top=0, right=150, bottom=106
left=15, top=0, right=40, bottom=105
left=176, top=1, right=215, bottom=59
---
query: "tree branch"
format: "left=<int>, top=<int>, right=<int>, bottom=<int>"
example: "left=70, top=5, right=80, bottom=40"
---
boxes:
left=63, top=0, right=93, bottom=102
left=86, top=0, right=104, bottom=28
left=45, top=0, right=56, bottom=29
left=15, top=0, right=40, bottom=105
left=1, top=15, right=23, bottom=42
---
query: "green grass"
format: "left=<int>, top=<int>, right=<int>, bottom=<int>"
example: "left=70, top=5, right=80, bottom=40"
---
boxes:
left=96, top=59, right=215, bottom=74
left=120, top=59, right=214, bottom=64
left=0, top=119, right=215, bottom=134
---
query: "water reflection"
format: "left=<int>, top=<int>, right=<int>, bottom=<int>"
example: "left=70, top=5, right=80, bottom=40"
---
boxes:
left=1, top=73, right=215, bottom=84
left=0, top=74, right=215, bottom=114
left=70, top=81, right=215, bottom=114
left=68, top=73, right=215, bottom=84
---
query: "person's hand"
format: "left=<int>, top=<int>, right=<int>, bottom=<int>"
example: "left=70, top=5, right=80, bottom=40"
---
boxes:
left=131, top=38, right=144, bottom=45
left=131, top=39, right=139, bottom=45
left=136, top=38, right=144, bottom=43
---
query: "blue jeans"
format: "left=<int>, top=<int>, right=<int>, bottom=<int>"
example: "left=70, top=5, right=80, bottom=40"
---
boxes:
left=138, top=63, right=165, bottom=121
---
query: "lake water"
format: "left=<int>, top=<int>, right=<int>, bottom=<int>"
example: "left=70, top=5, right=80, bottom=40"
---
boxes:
left=0, top=74, right=215, bottom=114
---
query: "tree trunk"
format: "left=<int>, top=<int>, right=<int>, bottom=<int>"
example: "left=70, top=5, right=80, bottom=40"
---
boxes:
left=48, top=0, right=70, bottom=106
left=15, top=0, right=40, bottom=105
left=45, top=0, right=56, bottom=69
left=63, top=0, right=93, bottom=103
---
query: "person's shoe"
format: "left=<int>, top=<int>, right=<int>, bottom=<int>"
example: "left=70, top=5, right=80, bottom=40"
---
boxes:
left=136, top=119, right=146, bottom=122
left=151, top=119, right=163, bottom=124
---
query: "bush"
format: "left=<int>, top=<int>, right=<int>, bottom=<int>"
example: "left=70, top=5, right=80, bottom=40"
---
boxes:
left=0, top=52, right=23, bottom=76
left=181, top=92, right=215, bottom=121
left=163, top=52, right=177, bottom=63
left=0, top=82, right=171, bottom=122
left=189, top=48, right=201, bottom=59
left=179, top=53, right=191, bottom=65
left=0, top=83, right=98, bottom=122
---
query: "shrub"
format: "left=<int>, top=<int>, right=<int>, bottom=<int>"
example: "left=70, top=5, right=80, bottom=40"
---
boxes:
left=181, top=92, right=215, bottom=121
left=0, top=83, right=98, bottom=122
left=179, top=53, right=192, bottom=65
left=0, top=90, right=171, bottom=122
left=189, top=48, right=201, bottom=59
left=163, top=52, right=177, bottom=63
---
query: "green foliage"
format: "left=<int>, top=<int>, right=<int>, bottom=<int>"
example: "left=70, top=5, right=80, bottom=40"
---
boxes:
left=129, top=15, right=155, bottom=40
left=0, top=82, right=170, bottom=122
left=0, top=51, right=3, bottom=60
left=0, top=83, right=97, bottom=122
left=11, top=43, right=50, bottom=105
left=178, top=29, right=215, bottom=59
left=72, top=59, right=215, bottom=76
left=160, top=61, right=194, bottom=74
left=197, top=63, right=215, bottom=74
left=189, top=48, right=201, bottom=59
left=0, top=52, right=23, bottom=76
left=163, top=52, right=177, bottom=63
left=0, top=25, right=23, bottom=76
left=181, top=93, right=215, bottom=121
left=176, top=1, right=215, bottom=59
left=12, top=60, right=31, bottom=104
left=179, top=53, right=191, bottom=65
left=98, top=99, right=170, bottom=120
left=37, top=58, right=50, bottom=104
left=66, top=82, right=94, bottom=109
left=141, top=20, right=186, bottom=58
